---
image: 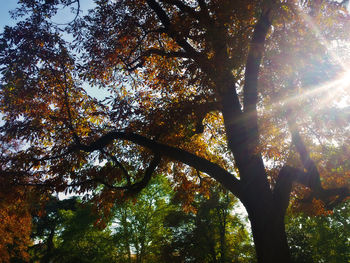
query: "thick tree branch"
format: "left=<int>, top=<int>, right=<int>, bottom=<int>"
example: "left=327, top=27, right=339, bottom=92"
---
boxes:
left=216, top=2, right=273, bottom=190
left=286, top=108, right=323, bottom=191
left=243, top=4, right=272, bottom=149
left=274, top=108, right=350, bottom=211
left=197, top=0, right=211, bottom=22
left=147, top=0, right=171, bottom=29
left=273, top=166, right=298, bottom=216
left=73, top=131, right=241, bottom=197
left=274, top=165, right=350, bottom=211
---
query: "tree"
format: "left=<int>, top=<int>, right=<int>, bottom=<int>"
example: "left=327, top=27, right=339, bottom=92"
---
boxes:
left=112, top=176, right=174, bottom=263
left=1, top=0, right=350, bottom=262
left=29, top=197, right=117, bottom=263
left=29, top=197, right=77, bottom=262
left=286, top=200, right=350, bottom=263
left=53, top=205, right=117, bottom=263
left=162, top=187, right=255, bottom=263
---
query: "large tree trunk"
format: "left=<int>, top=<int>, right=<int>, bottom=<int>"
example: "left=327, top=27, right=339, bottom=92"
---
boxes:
left=240, top=176, right=292, bottom=263
left=248, top=208, right=291, bottom=263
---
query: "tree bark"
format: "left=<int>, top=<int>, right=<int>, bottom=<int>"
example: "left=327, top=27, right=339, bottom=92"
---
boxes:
left=248, top=209, right=291, bottom=263
left=238, top=158, right=292, bottom=263
left=241, top=189, right=292, bottom=263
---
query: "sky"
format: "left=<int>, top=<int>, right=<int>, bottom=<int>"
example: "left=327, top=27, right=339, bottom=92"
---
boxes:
left=0, top=0, right=96, bottom=31
left=0, top=1, right=19, bottom=30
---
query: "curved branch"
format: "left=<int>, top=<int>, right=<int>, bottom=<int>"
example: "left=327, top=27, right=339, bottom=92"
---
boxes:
left=12, top=154, right=161, bottom=197
left=72, top=154, right=161, bottom=196
left=127, top=153, right=161, bottom=195
left=274, top=165, right=350, bottom=211
left=73, top=131, right=241, bottom=197
left=124, top=48, right=194, bottom=70
left=99, top=149, right=131, bottom=186
left=274, top=108, right=350, bottom=211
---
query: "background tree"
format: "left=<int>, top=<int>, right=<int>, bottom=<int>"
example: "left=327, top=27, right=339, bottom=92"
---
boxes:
left=53, top=205, right=117, bottom=263
left=29, top=197, right=117, bottom=263
left=26, top=177, right=254, bottom=263
left=112, top=176, right=174, bottom=263
left=1, top=1, right=350, bottom=262
left=161, top=187, right=255, bottom=263
left=286, top=200, right=350, bottom=263
left=29, top=197, right=77, bottom=262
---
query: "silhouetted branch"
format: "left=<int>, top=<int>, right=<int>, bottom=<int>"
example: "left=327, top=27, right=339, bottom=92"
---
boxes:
left=274, top=108, right=350, bottom=211
left=68, top=154, right=161, bottom=195
left=73, top=131, right=242, bottom=196
left=99, top=149, right=131, bottom=186
left=243, top=2, right=272, bottom=149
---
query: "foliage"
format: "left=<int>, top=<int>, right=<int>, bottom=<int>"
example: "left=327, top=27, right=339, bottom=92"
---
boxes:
left=0, top=185, right=32, bottom=263
left=29, top=196, right=77, bottom=262
left=111, top=176, right=175, bottom=263
left=1, top=1, right=350, bottom=262
left=286, top=200, right=350, bottom=263
left=161, top=188, right=256, bottom=263
left=26, top=178, right=256, bottom=263
left=53, top=206, right=117, bottom=263
left=14, top=180, right=350, bottom=263
left=29, top=197, right=117, bottom=263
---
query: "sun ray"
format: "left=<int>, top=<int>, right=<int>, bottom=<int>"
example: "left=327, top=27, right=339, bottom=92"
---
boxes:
left=272, top=2, right=350, bottom=113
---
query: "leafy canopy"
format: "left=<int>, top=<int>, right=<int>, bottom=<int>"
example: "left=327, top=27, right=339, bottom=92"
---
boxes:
left=0, top=0, right=350, bottom=231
